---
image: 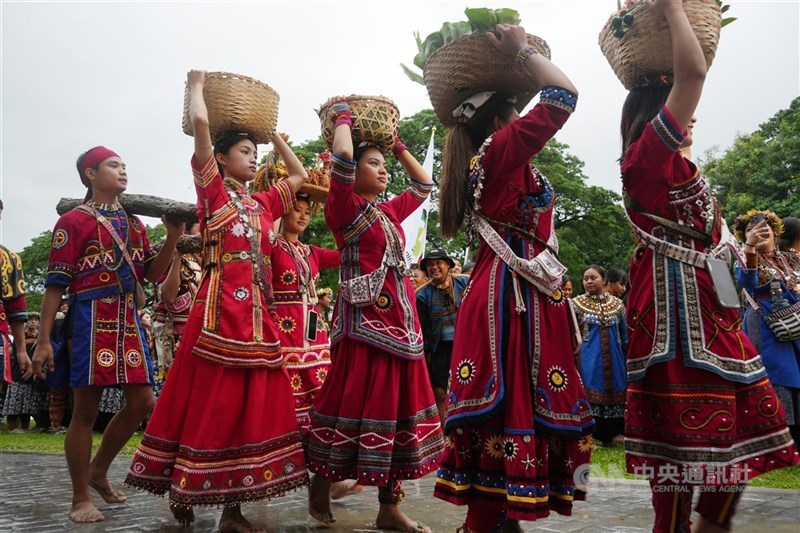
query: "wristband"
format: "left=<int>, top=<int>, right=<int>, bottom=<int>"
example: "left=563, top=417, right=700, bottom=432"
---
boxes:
left=392, top=136, right=407, bottom=157
left=515, top=46, right=537, bottom=65
left=329, top=101, right=352, bottom=128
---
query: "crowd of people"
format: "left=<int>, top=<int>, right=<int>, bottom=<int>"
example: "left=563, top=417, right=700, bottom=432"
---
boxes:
left=1, top=2, right=799, bottom=532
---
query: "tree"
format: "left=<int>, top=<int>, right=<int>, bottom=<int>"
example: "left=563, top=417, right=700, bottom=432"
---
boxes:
left=17, top=230, right=52, bottom=312
left=702, top=97, right=800, bottom=223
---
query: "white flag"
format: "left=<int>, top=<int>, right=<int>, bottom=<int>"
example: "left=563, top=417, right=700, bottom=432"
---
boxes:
left=402, top=129, right=435, bottom=264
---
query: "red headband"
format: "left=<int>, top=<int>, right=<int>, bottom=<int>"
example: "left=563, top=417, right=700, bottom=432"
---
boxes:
left=80, top=146, right=120, bottom=176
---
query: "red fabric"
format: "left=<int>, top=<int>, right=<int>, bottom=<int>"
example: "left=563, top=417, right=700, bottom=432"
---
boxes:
left=622, top=108, right=799, bottom=485
left=0, top=245, right=26, bottom=384
left=650, top=479, right=744, bottom=532
left=125, top=154, right=307, bottom=507
left=434, top=101, right=593, bottom=523
left=305, top=336, right=442, bottom=486
left=271, top=240, right=339, bottom=433
left=79, top=146, right=119, bottom=175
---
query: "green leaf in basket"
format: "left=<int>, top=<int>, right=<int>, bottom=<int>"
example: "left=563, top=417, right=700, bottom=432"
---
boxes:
left=423, top=31, right=445, bottom=60
left=413, top=51, right=426, bottom=69
left=439, top=21, right=473, bottom=45
left=400, top=63, right=426, bottom=85
left=721, top=4, right=730, bottom=13
left=721, top=16, right=736, bottom=27
left=414, top=31, right=424, bottom=54
left=465, top=7, right=497, bottom=32
left=493, top=8, right=520, bottom=25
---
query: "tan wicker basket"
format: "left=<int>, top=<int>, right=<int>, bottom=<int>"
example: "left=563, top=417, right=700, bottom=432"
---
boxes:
left=599, top=0, right=721, bottom=90
left=318, top=95, right=400, bottom=154
left=182, top=72, right=279, bottom=145
left=423, top=32, right=550, bottom=127
left=253, top=156, right=330, bottom=204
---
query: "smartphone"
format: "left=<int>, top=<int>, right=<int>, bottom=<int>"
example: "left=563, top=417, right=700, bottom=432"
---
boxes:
left=705, top=257, right=741, bottom=309
left=306, top=310, right=319, bottom=342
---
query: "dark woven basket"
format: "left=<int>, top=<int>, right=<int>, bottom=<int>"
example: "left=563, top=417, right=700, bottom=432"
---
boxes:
left=182, top=71, right=279, bottom=145
left=599, top=0, right=721, bottom=90
left=423, top=32, right=550, bottom=127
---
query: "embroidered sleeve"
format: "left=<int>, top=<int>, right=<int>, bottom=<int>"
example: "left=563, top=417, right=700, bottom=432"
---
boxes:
left=324, top=154, right=359, bottom=230
left=539, top=86, right=578, bottom=114
left=262, top=179, right=296, bottom=219
left=0, top=246, right=26, bottom=304
left=650, top=107, right=686, bottom=152
left=409, top=178, right=433, bottom=203
left=192, top=153, right=219, bottom=189
left=45, top=213, right=81, bottom=287
left=331, top=153, right=356, bottom=184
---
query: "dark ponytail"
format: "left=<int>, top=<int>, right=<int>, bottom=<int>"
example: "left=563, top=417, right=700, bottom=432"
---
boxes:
left=439, top=93, right=517, bottom=238
left=620, top=85, right=672, bottom=160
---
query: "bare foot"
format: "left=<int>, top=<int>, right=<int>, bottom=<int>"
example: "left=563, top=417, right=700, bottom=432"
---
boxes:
left=219, top=506, right=267, bottom=533
left=69, top=500, right=105, bottom=523
left=376, top=505, right=431, bottom=532
left=308, top=475, right=335, bottom=524
left=330, top=479, right=364, bottom=500
left=170, top=503, right=195, bottom=527
left=88, top=477, right=128, bottom=504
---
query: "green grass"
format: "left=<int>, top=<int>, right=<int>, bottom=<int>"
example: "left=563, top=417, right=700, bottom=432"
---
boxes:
left=0, top=429, right=143, bottom=456
left=1, top=429, right=797, bottom=490
left=591, top=445, right=800, bottom=490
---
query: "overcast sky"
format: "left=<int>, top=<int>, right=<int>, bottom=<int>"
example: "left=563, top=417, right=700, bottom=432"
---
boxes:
left=1, top=0, right=798, bottom=253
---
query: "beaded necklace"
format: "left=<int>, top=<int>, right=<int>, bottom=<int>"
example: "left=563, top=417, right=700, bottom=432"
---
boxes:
left=572, top=292, right=624, bottom=325
left=277, top=235, right=318, bottom=304
left=223, top=178, right=274, bottom=308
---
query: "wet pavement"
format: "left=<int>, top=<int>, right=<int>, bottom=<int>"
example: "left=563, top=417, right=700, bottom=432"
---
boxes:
left=0, top=451, right=798, bottom=532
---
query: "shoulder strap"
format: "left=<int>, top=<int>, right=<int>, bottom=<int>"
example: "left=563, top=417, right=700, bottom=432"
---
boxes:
left=623, top=191, right=713, bottom=247
left=78, top=204, right=141, bottom=282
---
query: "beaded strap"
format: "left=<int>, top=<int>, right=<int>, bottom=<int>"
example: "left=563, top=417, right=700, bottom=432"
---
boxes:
left=515, top=46, right=537, bottom=65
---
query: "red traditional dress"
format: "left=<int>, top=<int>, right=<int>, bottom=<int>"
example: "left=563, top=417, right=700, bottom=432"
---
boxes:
left=0, top=245, right=28, bottom=384
left=271, top=236, right=339, bottom=432
left=125, top=155, right=307, bottom=507
left=305, top=153, right=443, bottom=495
left=622, top=107, right=798, bottom=527
left=45, top=203, right=154, bottom=387
left=434, top=88, right=595, bottom=527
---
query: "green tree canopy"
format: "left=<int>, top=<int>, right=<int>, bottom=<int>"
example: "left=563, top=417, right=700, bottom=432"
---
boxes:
left=702, top=96, right=800, bottom=223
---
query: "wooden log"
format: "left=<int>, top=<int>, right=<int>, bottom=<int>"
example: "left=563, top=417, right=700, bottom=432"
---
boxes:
left=176, top=234, right=203, bottom=254
left=57, top=194, right=198, bottom=226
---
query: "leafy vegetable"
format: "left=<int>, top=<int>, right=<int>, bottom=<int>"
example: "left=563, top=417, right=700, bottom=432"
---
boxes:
left=400, top=7, right=522, bottom=85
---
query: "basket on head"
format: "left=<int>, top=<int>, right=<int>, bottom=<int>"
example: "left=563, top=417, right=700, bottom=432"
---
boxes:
left=423, top=32, right=550, bottom=127
left=182, top=72, right=279, bottom=146
left=599, top=0, right=721, bottom=91
left=253, top=151, right=331, bottom=205
left=318, top=95, right=399, bottom=154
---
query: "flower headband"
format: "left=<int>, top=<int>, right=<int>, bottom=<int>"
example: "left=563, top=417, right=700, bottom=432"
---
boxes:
left=733, top=209, right=784, bottom=240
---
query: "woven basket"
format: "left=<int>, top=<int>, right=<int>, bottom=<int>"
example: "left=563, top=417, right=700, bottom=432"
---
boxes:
left=253, top=156, right=330, bottom=204
left=423, top=32, right=550, bottom=127
left=599, top=0, right=721, bottom=90
left=318, top=95, right=400, bottom=154
left=182, top=72, right=279, bottom=145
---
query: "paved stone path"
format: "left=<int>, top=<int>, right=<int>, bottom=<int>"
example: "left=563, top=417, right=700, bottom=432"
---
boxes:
left=1, top=451, right=797, bottom=532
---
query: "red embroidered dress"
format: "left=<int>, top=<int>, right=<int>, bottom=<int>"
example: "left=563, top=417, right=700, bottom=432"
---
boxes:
left=271, top=236, right=339, bottom=432
left=0, top=245, right=28, bottom=384
left=623, top=107, right=799, bottom=481
left=46, top=204, right=154, bottom=387
left=434, top=88, right=595, bottom=523
left=125, top=155, right=307, bottom=507
left=304, top=153, right=444, bottom=486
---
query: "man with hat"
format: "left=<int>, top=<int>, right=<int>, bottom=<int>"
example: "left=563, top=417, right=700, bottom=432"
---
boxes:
left=416, top=249, right=470, bottom=427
